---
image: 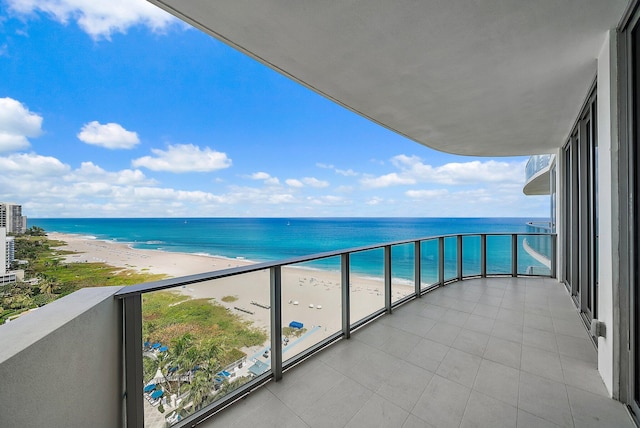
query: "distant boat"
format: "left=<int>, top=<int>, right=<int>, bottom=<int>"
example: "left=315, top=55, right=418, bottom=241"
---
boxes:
left=287, top=221, right=291, bottom=226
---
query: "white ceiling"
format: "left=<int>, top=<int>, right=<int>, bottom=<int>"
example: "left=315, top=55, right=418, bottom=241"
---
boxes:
left=149, top=0, right=629, bottom=156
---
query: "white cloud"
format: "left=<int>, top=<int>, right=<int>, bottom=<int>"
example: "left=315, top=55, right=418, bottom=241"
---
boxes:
left=0, top=97, right=43, bottom=153
left=360, top=172, right=416, bottom=188
left=247, top=171, right=280, bottom=185
left=308, top=195, right=348, bottom=206
left=316, top=162, right=357, bottom=177
left=7, top=0, right=179, bottom=40
left=405, top=189, right=450, bottom=199
left=132, top=144, right=232, bottom=173
left=285, top=179, right=304, bottom=188
left=362, top=155, right=525, bottom=188
left=77, top=121, right=140, bottom=149
left=302, top=177, right=329, bottom=188
left=366, top=197, right=384, bottom=205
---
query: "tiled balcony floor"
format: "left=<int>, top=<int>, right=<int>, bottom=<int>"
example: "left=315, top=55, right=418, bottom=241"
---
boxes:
left=203, top=277, right=635, bottom=428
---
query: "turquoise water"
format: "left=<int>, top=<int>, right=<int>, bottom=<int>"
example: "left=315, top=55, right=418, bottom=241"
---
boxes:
left=30, top=217, right=550, bottom=282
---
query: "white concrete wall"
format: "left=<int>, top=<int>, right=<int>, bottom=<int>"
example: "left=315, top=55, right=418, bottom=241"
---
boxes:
left=0, top=287, right=124, bottom=427
left=597, top=29, right=618, bottom=398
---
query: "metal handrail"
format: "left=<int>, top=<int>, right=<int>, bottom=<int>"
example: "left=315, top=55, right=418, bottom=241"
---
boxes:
left=118, top=232, right=556, bottom=427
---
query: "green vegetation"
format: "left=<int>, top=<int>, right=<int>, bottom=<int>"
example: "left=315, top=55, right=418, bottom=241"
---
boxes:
left=142, top=295, right=267, bottom=416
left=220, top=295, right=238, bottom=302
left=142, top=291, right=266, bottom=367
left=0, top=231, right=165, bottom=323
left=283, top=326, right=307, bottom=338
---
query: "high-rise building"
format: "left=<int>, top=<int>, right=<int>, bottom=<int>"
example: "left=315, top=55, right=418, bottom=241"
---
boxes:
left=6, top=236, right=14, bottom=270
left=0, top=227, right=5, bottom=276
left=0, top=203, right=27, bottom=234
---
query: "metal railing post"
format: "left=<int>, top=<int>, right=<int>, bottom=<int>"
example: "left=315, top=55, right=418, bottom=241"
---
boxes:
left=341, top=253, right=351, bottom=338
left=457, top=235, right=463, bottom=281
left=438, top=237, right=445, bottom=285
left=270, top=266, right=283, bottom=381
left=481, top=234, right=487, bottom=277
left=551, top=234, right=557, bottom=278
left=384, top=245, right=392, bottom=314
left=414, top=241, right=421, bottom=297
left=511, top=234, right=518, bottom=277
left=123, top=295, right=143, bottom=428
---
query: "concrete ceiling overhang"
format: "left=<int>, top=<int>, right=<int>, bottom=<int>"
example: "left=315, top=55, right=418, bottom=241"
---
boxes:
left=148, top=0, right=629, bottom=156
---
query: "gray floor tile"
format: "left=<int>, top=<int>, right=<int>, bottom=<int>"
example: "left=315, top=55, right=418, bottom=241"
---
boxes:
left=451, top=328, right=490, bottom=357
left=473, top=302, right=500, bottom=318
left=477, top=294, right=503, bottom=307
left=553, top=317, right=590, bottom=339
left=492, top=319, right=524, bottom=343
left=463, top=313, right=495, bottom=334
left=556, top=334, right=596, bottom=363
left=402, top=414, right=436, bottom=428
left=345, top=393, right=409, bottom=428
left=354, top=321, right=404, bottom=348
left=345, top=346, right=398, bottom=391
left=524, top=313, right=555, bottom=333
left=299, top=377, right=373, bottom=428
left=460, top=390, right=517, bottom=428
left=202, top=278, right=631, bottom=428
left=442, top=308, right=471, bottom=326
left=521, top=345, right=564, bottom=381
left=267, top=360, right=347, bottom=409
left=419, top=303, right=448, bottom=321
left=424, top=321, right=461, bottom=346
left=518, top=372, right=573, bottom=428
left=483, top=336, right=522, bottom=369
left=376, top=359, right=434, bottom=411
left=559, top=355, right=608, bottom=396
left=436, top=348, right=482, bottom=388
left=523, top=326, right=559, bottom=353
left=411, top=374, right=471, bottom=428
left=517, top=409, right=564, bottom=428
left=496, top=307, right=525, bottom=326
left=473, top=358, right=519, bottom=406
left=567, top=385, right=635, bottom=428
left=383, top=312, right=438, bottom=337
left=380, top=328, right=422, bottom=359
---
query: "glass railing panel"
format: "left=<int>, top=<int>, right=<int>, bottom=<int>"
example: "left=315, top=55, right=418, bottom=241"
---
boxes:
left=349, top=248, right=385, bottom=324
left=444, top=236, right=458, bottom=281
left=281, top=257, right=342, bottom=363
left=525, top=154, right=552, bottom=181
left=420, top=239, right=439, bottom=289
left=486, top=235, right=512, bottom=275
left=141, top=270, right=270, bottom=427
left=519, top=234, right=552, bottom=276
left=462, top=235, right=481, bottom=277
left=391, top=243, right=415, bottom=303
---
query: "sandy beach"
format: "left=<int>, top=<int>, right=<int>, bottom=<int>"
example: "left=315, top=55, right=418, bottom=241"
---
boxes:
left=49, top=232, right=414, bottom=357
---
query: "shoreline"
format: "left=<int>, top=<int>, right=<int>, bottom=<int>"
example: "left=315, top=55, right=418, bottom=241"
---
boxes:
left=48, top=232, right=414, bottom=356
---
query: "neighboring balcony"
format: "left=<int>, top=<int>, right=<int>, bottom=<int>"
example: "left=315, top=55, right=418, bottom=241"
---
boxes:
left=0, top=232, right=634, bottom=428
left=523, top=154, right=553, bottom=196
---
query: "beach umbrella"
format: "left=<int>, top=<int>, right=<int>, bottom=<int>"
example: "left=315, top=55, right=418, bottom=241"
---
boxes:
left=143, top=384, right=156, bottom=393
left=150, top=389, right=164, bottom=399
left=159, top=346, right=168, bottom=352
left=153, top=368, right=166, bottom=383
left=151, top=343, right=161, bottom=349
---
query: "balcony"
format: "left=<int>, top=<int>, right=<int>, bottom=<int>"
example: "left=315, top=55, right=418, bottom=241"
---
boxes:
left=0, top=232, right=633, bottom=427
left=523, top=155, right=553, bottom=196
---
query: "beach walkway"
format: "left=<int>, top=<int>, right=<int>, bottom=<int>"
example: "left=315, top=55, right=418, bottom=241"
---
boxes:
left=201, top=277, right=633, bottom=428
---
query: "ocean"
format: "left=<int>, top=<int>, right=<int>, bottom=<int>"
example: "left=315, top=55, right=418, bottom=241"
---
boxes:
left=30, top=217, right=549, bottom=283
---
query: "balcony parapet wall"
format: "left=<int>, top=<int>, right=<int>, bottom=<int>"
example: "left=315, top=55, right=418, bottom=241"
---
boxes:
left=0, top=286, right=124, bottom=428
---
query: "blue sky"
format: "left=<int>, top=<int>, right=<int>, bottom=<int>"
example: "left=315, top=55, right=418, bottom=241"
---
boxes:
left=0, top=0, right=548, bottom=218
